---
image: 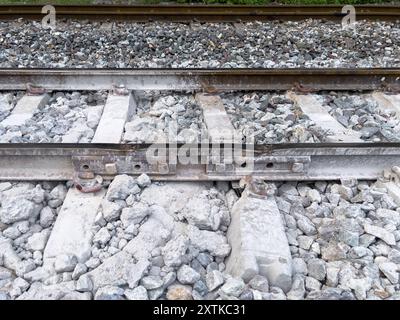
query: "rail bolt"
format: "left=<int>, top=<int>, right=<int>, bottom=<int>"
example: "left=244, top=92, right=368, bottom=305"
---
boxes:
left=292, top=162, right=304, bottom=173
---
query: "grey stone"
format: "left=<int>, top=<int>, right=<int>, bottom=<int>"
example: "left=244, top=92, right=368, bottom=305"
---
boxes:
left=219, top=278, right=245, bottom=297
left=177, top=265, right=201, bottom=285
left=0, top=187, right=43, bottom=224
left=125, top=286, right=148, bottom=300
left=105, top=174, right=136, bottom=201
left=196, top=252, right=213, bottom=267
left=15, top=260, right=36, bottom=278
left=161, top=235, right=189, bottom=268
left=347, top=277, right=372, bottom=300
left=162, top=271, right=177, bottom=289
left=123, top=205, right=174, bottom=261
left=14, top=221, right=30, bottom=234
left=17, top=281, right=75, bottom=300
left=239, top=289, right=253, bottom=300
left=348, top=246, right=371, bottom=259
left=55, top=254, right=78, bottom=273
left=101, top=200, right=123, bottom=222
left=93, top=227, right=111, bottom=246
left=86, top=251, right=147, bottom=290
left=13, top=277, right=30, bottom=293
left=307, top=189, right=321, bottom=203
left=297, top=216, right=317, bottom=236
left=297, top=236, right=314, bottom=250
left=94, top=286, right=124, bottom=300
left=126, top=259, right=151, bottom=289
left=206, top=270, right=225, bottom=291
left=136, top=174, right=151, bottom=188
left=148, top=287, right=164, bottom=300
left=39, top=207, right=55, bottom=228
left=338, top=229, right=360, bottom=247
left=378, top=262, right=399, bottom=284
left=120, top=202, right=150, bottom=227
left=249, top=275, right=269, bottom=293
left=376, top=208, right=400, bottom=226
left=307, top=259, right=326, bottom=281
left=305, top=277, right=321, bottom=291
left=76, top=274, right=93, bottom=292
left=62, top=291, right=92, bottom=300
left=388, top=249, right=400, bottom=264
left=27, top=230, right=50, bottom=251
left=181, top=192, right=223, bottom=231
left=3, top=226, right=21, bottom=239
left=359, top=234, right=376, bottom=247
left=190, top=259, right=206, bottom=277
left=141, top=275, right=163, bottom=290
left=187, top=225, right=230, bottom=258
left=364, top=224, right=396, bottom=246
left=292, top=258, right=308, bottom=275
left=0, top=266, right=13, bottom=280
left=206, top=262, right=219, bottom=273
left=48, top=184, right=68, bottom=208
left=269, top=287, right=286, bottom=300
left=321, top=242, right=348, bottom=261
left=94, top=211, right=106, bottom=227
left=72, top=263, right=88, bottom=280
left=193, top=280, right=208, bottom=296
left=23, top=264, right=54, bottom=282
left=287, top=275, right=305, bottom=300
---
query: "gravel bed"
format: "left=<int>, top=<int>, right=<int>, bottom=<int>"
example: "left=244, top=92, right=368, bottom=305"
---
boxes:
left=0, top=19, right=399, bottom=68
left=0, top=175, right=237, bottom=300
left=1, top=175, right=400, bottom=300
left=221, top=92, right=328, bottom=143
left=0, top=91, right=107, bottom=143
left=276, top=180, right=400, bottom=300
left=0, top=181, right=69, bottom=299
left=320, top=93, right=400, bottom=142
left=123, top=91, right=206, bottom=143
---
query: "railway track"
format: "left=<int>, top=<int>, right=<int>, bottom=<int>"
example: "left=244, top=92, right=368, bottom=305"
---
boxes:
left=0, top=4, right=400, bottom=22
left=1, top=68, right=400, bottom=300
left=0, top=68, right=400, bottom=183
left=1, top=68, right=400, bottom=91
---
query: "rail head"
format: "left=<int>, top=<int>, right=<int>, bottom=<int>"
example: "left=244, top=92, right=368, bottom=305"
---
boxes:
left=0, top=68, right=399, bottom=92
left=1, top=142, right=400, bottom=182
left=0, top=4, right=399, bottom=21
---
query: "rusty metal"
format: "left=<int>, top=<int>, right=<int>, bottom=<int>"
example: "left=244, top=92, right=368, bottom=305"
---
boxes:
left=0, top=68, right=399, bottom=92
left=0, top=4, right=399, bottom=22
left=73, top=173, right=103, bottom=193
left=1, top=142, right=400, bottom=182
left=26, top=83, right=46, bottom=95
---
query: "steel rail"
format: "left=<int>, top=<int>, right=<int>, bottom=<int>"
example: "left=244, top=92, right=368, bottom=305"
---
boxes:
left=0, top=142, right=399, bottom=182
left=0, top=68, right=399, bottom=92
left=0, top=4, right=399, bottom=22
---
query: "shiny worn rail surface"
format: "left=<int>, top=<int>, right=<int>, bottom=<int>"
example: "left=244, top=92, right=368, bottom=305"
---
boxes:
left=0, top=4, right=400, bottom=22
left=0, top=143, right=399, bottom=182
left=0, top=68, right=400, bottom=92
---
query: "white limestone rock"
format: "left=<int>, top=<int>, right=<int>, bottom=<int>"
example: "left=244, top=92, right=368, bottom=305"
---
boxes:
left=125, top=286, right=148, bottom=300
left=161, top=235, right=189, bottom=267
left=55, top=254, right=78, bottom=273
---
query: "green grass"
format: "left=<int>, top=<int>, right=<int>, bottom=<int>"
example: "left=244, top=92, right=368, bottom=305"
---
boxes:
left=0, top=0, right=397, bottom=5
left=182, top=0, right=396, bottom=3
left=0, top=0, right=94, bottom=4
